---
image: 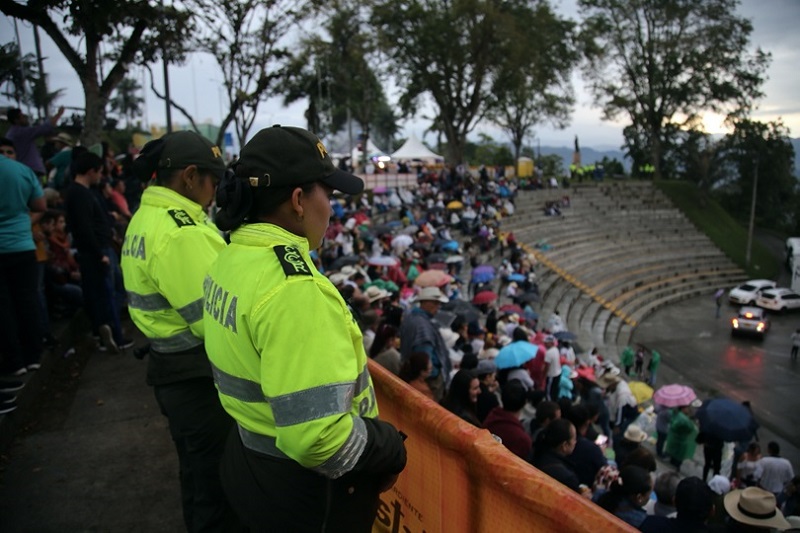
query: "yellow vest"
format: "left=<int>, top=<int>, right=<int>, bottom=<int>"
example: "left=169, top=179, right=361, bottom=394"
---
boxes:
left=121, top=186, right=226, bottom=352
left=203, top=223, right=378, bottom=479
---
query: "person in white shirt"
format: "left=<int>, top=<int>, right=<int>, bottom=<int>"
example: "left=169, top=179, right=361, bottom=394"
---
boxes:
left=543, top=335, right=562, bottom=401
left=758, top=441, right=795, bottom=496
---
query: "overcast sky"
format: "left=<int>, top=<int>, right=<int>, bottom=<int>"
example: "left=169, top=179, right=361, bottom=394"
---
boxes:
left=1, top=0, right=798, bottom=151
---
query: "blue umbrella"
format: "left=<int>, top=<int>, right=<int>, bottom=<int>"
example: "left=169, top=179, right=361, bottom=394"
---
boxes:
left=554, top=331, right=578, bottom=341
left=696, top=398, right=759, bottom=442
left=495, top=341, right=539, bottom=370
left=441, top=240, right=460, bottom=252
left=507, top=273, right=526, bottom=282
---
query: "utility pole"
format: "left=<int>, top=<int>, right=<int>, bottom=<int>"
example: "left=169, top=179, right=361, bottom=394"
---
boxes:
left=745, top=157, right=758, bottom=268
left=160, top=0, right=172, bottom=133
left=33, top=26, right=48, bottom=120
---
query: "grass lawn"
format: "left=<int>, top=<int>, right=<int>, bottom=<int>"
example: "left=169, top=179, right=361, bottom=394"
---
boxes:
left=653, top=180, right=779, bottom=280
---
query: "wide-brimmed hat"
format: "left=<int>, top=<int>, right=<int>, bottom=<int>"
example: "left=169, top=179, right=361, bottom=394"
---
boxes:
left=364, top=285, right=390, bottom=303
left=723, top=488, right=791, bottom=530
left=623, top=424, right=648, bottom=443
left=415, top=286, right=448, bottom=303
left=596, top=371, right=621, bottom=389
left=51, top=132, right=74, bottom=147
left=576, top=367, right=596, bottom=383
left=340, top=265, right=359, bottom=278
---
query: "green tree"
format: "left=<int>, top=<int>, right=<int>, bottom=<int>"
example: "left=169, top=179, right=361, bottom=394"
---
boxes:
left=714, top=119, right=796, bottom=231
left=578, top=0, right=770, bottom=179
left=110, top=76, right=144, bottom=129
left=0, top=0, right=193, bottom=145
left=471, top=133, right=513, bottom=167
left=373, top=0, right=522, bottom=165
left=488, top=0, right=578, bottom=163
left=193, top=0, right=314, bottom=147
left=0, top=41, right=36, bottom=106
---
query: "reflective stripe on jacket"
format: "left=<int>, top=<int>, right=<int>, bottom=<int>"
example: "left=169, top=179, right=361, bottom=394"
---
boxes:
left=121, top=186, right=226, bottom=352
left=203, top=223, right=378, bottom=479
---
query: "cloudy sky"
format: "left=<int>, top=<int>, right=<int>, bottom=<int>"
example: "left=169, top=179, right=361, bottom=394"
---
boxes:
left=1, top=0, right=798, bottom=151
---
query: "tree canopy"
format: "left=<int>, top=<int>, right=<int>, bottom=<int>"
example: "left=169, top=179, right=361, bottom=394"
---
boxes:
left=0, top=0, right=193, bottom=145
left=578, top=0, right=771, bottom=179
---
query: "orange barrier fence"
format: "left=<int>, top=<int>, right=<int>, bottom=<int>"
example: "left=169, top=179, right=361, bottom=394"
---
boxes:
left=369, top=361, right=636, bottom=532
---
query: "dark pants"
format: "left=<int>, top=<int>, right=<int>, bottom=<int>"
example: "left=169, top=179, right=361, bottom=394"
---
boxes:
left=154, top=377, right=238, bottom=533
left=77, top=247, right=123, bottom=344
left=0, top=251, right=42, bottom=372
left=792, top=345, right=799, bottom=360
left=546, top=376, right=560, bottom=401
left=703, top=443, right=723, bottom=481
left=221, top=429, right=382, bottom=533
left=656, top=431, right=667, bottom=458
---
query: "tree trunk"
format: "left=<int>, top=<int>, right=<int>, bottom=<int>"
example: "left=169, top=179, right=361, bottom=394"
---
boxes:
left=82, top=78, right=107, bottom=147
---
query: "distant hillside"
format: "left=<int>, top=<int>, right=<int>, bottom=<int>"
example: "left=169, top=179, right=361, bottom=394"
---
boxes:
left=537, top=145, right=629, bottom=171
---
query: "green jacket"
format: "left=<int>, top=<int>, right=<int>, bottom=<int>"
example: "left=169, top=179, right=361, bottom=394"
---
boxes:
left=665, top=409, right=698, bottom=461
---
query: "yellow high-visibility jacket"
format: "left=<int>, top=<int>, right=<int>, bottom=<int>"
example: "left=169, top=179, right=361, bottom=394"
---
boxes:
left=121, top=186, right=226, bottom=356
left=203, top=223, right=378, bottom=479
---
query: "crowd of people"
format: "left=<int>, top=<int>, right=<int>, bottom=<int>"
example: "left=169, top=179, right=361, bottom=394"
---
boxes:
left=2, top=111, right=798, bottom=531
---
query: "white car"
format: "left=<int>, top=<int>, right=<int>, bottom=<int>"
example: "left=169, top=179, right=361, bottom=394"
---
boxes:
left=756, top=287, right=800, bottom=312
left=728, top=279, right=777, bottom=305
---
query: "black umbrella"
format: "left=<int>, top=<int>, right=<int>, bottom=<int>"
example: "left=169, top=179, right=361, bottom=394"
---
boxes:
left=441, top=299, right=482, bottom=323
left=372, top=223, right=395, bottom=236
left=554, top=331, right=577, bottom=341
left=427, top=252, right=448, bottom=263
left=696, top=398, right=759, bottom=442
left=330, top=255, right=360, bottom=270
left=516, top=291, right=540, bottom=304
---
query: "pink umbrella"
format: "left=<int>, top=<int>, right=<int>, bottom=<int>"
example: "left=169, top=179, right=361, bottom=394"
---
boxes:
left=653, top=384, right=697, bottom=407
left=414, top=270, right=452, bottom=288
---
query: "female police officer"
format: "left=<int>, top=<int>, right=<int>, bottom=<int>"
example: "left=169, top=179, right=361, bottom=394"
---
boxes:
left=121, top=131, right=238, bottom=531
left=204, top=125, right=407, bottom=532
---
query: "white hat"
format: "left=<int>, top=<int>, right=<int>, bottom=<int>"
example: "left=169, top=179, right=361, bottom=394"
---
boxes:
left=439, top=328, right=459, bottom=349
left=328, top=273, right=347, bottom=286
left=364, top=285, right=390, bottom=303
left=723, top=488, right=791, bottom=530
left=623, top=425, right=648, bottom=443
left=708, top=475, right=732, bottom=496
left=415, top=287, right=448, bottom=303
left=340, top=265, right=358, bottom=278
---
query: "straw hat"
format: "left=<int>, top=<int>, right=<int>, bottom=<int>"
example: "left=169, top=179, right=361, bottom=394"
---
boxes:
left=623, top=425, right=648, bottom=443
left=723, top=488, right=791, bottom=530
left=51, top=132, right=74, bottom=146
left=364, top=285, right=390, bottom=303
left=415, top=286, right=448, bottom=303
left=596, top=371, right=622, bottom=389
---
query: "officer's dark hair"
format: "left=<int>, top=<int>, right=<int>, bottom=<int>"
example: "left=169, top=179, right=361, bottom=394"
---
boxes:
left=215, top=165, right=316, bottom=232
left=132, top=137, right=214, bottom=187
left=74, top=152, right=104, bottom=175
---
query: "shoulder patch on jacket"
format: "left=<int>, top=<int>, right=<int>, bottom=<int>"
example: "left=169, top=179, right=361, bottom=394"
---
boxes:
left=168, top=209, right=196, bottom=227
left=274, top=245, right=312, bottom=277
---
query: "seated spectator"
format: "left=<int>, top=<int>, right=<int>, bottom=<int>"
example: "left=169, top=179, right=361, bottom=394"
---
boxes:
left=483, top=380, right=532, bottom=461
left=707, top=475, right=732, bottom=527
left=475, top=359, right=500, bottom=423
left=640, top=476, right=718, bottom=533
left=40, top=210, right=83, bottom=318
left=597, top=465, right=653, bottom=528
left=399, top=351, right=435, bottom=401
left=644, top=471, right=680, bottom=517
left=565, top=404, right=608, bottom=488
left=614, top=424, right=648, bottom=466
left=532, top=418, right=591, bottom=498
left=440, top=369, right=481, bottom=427
left=369, top=323, right=401, bottom=376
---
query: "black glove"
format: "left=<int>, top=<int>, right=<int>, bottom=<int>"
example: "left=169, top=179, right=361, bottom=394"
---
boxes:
left=352, top=417, right=407, bottom=477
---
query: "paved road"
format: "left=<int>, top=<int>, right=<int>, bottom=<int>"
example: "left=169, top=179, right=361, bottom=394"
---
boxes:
left=633, top=292, right=800, bottom=470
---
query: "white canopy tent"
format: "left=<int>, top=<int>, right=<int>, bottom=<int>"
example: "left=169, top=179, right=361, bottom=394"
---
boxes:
left=391, top=134, right=443, bottom=162
left=351, top=139, right=388, bottom=163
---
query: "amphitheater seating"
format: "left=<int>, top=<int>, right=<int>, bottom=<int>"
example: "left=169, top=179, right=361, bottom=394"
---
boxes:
left=510, top=182, right=747, bottom=358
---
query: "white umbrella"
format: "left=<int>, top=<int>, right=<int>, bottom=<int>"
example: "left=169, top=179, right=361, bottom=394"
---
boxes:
left=367, top=256, right=399, bottom=267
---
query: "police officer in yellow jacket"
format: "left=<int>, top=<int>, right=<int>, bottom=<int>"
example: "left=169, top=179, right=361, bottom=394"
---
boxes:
left=204, top=125, right=407, bottom=532
left=121, top=131, right=238, bottom=531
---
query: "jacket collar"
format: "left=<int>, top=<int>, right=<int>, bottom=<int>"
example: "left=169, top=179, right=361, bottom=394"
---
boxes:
left=141, top=185, right=205, bottom=220
left=230, top=223, right=309, bottom=252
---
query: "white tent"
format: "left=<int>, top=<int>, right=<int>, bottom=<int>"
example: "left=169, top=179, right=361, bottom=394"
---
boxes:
left=351, top=139, right=388, bottom=163
left=391, top=134, right=443, bottom=162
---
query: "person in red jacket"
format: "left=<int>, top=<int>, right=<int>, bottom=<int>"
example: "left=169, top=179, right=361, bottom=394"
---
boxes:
left=483, top=380, right=532, bottom=460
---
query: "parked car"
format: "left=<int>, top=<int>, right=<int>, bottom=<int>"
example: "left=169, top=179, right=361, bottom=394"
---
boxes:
left=728, top=279, right=777, bottom=305
left=731, top=306, right=769, bottom=339
left=756, top=287, right=800, bottom=312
